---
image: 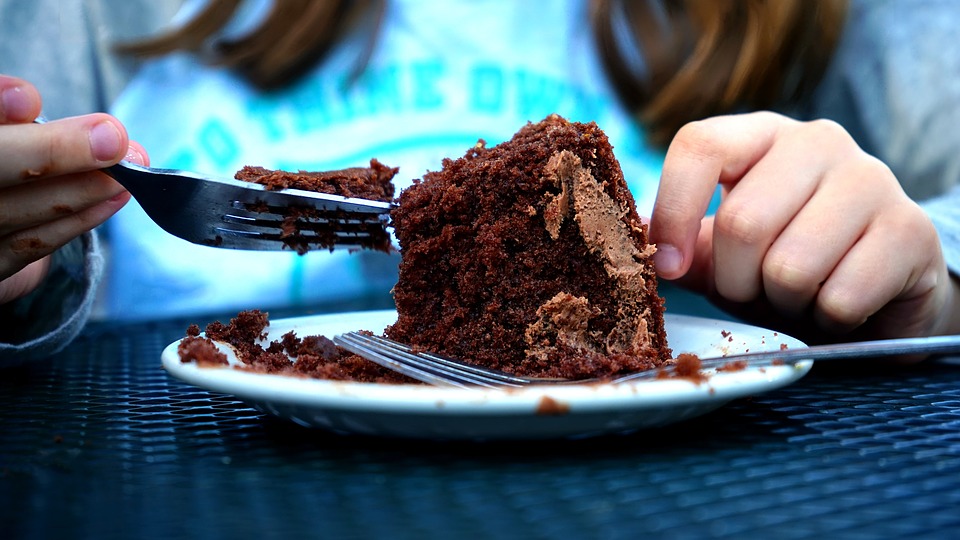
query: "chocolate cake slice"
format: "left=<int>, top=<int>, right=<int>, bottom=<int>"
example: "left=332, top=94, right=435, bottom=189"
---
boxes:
left=386, top=115, right=670, bottom=379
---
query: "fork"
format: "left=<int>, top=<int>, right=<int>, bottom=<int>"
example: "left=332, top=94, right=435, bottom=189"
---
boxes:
left=102, top=161, right=394, bottom=251
left=333, top=332, right=960, bottom=388
left=34, top=117, right=394, bottom=251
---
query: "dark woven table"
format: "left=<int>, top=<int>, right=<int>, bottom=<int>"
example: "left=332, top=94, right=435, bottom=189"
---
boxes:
left=3, top=300, right=960, bottom=539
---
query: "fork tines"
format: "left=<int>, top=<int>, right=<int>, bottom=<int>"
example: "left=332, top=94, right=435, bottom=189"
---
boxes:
left=219, top=194, right=393, bottom=253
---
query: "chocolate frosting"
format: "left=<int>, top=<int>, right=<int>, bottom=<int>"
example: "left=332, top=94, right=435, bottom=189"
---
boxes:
left=527, top=150, right=657, bottom=357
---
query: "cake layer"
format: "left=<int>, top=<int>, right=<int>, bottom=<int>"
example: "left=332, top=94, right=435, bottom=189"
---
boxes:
left=235, top=158, right=397, bottom=201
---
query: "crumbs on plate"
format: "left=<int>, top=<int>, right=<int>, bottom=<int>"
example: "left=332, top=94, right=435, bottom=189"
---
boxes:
left=177, top=310, right=412, bottom=384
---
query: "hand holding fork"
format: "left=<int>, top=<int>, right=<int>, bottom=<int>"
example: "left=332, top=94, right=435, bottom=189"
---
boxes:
left=0, top=74, right=391, bottom=305
left=0, top=75, right=142, bottom=303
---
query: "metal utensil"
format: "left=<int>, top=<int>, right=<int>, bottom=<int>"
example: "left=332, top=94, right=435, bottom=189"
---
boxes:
left=33, top=117, right=393, bottom=251
left=102, top=160, right=394, bottom=251
left=333, top=332, right=960, bottom=388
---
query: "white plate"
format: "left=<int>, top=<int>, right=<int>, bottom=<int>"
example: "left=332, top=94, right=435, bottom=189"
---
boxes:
left=161, top=310, right=811, bottom=440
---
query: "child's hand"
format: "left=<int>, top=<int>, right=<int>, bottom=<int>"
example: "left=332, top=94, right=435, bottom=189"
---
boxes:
left=650, top=111, right=960, bottom=344
left=0, top=75, right=147, bottom=304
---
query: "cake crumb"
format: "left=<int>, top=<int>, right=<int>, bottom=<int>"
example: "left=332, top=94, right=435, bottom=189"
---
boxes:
left=717, top=360, right=748, bottom=372
left=657, top=353, right=708, bottom=383
left=536, top=395, right=571, bottom=416
left=178, top=310, right=412, bottom=383
left=177, top=336, right=228, bottom=367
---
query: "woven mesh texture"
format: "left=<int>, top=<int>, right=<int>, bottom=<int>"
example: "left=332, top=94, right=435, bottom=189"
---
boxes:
left=2, top=312, right=960, bottom=539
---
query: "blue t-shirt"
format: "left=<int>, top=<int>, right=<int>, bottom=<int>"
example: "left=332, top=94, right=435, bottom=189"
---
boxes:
left=104, top=0, right=666, bottom=320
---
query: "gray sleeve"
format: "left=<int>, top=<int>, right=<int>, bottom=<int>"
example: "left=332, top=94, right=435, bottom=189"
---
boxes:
left=0, top=233, right=105, bottom=367
left=0, top=0, right=183, bottom=118
left=810, top=0, right=960, bottom=202
left=922, top=186, right=960, bottom=276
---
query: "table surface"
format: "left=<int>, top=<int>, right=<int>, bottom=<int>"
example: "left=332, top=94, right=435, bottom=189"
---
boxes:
left=3, top=300, right=960, bottom=540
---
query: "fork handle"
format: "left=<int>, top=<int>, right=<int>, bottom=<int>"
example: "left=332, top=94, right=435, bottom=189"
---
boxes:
left=613, top=334, right=960, bottom=384
left=698, top=333, right=960, bottom=369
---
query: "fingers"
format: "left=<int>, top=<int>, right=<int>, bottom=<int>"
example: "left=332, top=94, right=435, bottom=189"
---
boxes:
left=812, top=200, right=941, bottom=334
left=759, top=155, right=893, bottom=318
left=651, top=111, right=949, bottom=340
left=0, top=171, right=130, bottom=237
left=0, top=142, right=146, bottom=280
left=0, top=115, right=130, bottom=185
left=0, top=75, right=42, bottom=123
left=709, top=122, right=843, bottom=302
left=0, top=74, right=150, bottom=288
left=0, top=118, right=146, bottom=240
left=0, top=191, right=130, bottom=282
left=650, top=111, right=787, bottom=279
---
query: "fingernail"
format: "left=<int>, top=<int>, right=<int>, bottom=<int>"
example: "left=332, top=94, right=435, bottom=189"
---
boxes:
left=124, top=145, right=146, bottom=165
left=89, top=121, right=123, bottom=162
left=653, top=244, right=682, bottom=276
left=109, top=191, right=131, bottom=204
left=1, top=86, right=31, bottom=121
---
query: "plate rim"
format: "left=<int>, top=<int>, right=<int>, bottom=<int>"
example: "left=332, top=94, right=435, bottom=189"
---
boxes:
left=161, top=310, right=812, bottom=416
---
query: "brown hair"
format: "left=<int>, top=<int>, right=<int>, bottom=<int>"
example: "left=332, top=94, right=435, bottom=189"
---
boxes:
left=591, top=0, right=848, bottom=144
left=116, top=0, right=386, bottom=89
left=120, top=0, right=847, bottom=145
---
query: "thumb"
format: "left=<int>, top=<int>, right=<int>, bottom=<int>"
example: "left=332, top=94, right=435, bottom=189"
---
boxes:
left=643, top=212, right=713, bottom=292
